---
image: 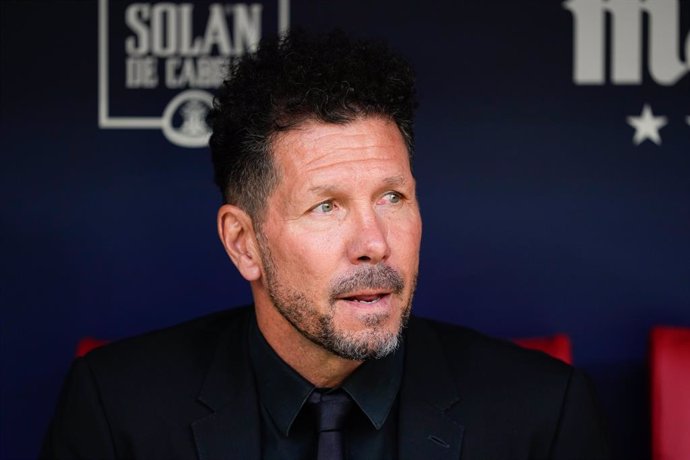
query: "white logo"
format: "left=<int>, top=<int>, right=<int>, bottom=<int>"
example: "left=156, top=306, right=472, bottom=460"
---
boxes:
left=98, top=0, right=290, bottom=147
left=564, top=0, right=689, bottom=85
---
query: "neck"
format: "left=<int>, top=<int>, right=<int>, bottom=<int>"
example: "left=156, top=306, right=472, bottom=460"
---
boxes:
left=253, top=291, right=362, bottom=388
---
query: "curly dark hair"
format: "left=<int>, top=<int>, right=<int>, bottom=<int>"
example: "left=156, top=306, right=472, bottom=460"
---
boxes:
left=208, top=29, right=418, bottom=224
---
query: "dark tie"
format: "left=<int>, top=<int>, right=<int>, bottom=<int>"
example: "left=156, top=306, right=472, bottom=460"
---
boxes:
left=308, top=389, right=353, bottom=460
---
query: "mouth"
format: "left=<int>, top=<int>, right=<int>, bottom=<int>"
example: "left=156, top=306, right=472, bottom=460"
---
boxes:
left=338, top=292, right=391, bottom=305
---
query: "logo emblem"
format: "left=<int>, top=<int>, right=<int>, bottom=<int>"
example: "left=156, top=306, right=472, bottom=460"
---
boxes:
left=98, top=0, right=290, bottom=148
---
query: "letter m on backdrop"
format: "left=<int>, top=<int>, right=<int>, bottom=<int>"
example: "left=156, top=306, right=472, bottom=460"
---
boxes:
left=564, top=0, right=689, bottom=85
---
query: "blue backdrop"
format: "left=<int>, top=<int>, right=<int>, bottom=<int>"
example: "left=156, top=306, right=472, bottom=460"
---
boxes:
left=1, top=1, right=689, bottom=459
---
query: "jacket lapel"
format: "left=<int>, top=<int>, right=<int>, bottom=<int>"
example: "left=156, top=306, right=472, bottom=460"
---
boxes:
left=398, top=318, right=465, bottom=460
left=191, top=309, right=261, bottom=460
left=188, top=310, right=465, bottom=459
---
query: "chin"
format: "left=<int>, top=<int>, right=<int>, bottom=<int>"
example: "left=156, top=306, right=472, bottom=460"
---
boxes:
left=326, top=327, right=402, bottom=361
left=326, top=306, right=408, bottom=360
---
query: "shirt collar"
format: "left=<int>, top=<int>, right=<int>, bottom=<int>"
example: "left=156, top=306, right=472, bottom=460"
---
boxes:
left=248, top=311, right=405, bottom=435
left=340, top=339, right=404, bottom=430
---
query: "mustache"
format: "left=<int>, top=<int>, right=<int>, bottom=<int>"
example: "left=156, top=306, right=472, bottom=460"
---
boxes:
left=329, top=264, right=405, bottom=302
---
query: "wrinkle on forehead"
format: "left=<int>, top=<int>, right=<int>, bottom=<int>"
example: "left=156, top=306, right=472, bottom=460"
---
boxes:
left=273, top=117, right=410, bottom=174
left=308, top=175, right=408, bottom=195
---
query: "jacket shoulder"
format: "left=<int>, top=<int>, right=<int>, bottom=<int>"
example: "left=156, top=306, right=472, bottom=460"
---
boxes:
left=405, top=317, right=610, bottom=459
left=79, top=306, right=252, bottom=412
left=84, top=306, right=250, bottom=374
left=41, top=307, right=254, bottom=458
left=407, top=315, right=577, bottom=420
left=410, top=315, right=573, bottom=380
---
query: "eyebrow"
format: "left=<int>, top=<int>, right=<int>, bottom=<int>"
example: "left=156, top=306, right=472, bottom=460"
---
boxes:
left=382, top=175, right=407, bottom=187
left=307, top=175, right=408, bottom=195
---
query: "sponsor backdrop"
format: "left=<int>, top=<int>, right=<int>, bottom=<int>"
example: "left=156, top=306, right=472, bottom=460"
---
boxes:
left=1, top=1, right=688, bottom=458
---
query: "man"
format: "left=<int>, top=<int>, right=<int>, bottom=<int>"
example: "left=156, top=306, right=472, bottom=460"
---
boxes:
left=41, top=30, right=610, bottom=459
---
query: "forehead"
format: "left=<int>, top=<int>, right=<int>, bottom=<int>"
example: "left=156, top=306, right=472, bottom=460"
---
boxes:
left=270, top=117, right=412, bottom=184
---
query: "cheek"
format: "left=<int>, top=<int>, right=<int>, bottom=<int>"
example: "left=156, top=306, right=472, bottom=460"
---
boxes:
left=274, top=227, right=343, bottom=279
left=389, top=214, right=422, bottom=261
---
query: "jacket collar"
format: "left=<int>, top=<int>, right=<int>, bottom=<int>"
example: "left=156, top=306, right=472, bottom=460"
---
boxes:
left=398, top=317, right=465, bottom=460
left=191, top=307, right=261, bottom=460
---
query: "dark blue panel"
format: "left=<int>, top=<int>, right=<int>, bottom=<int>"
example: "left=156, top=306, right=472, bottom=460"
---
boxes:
left=2, top=1, right=688, bottom=459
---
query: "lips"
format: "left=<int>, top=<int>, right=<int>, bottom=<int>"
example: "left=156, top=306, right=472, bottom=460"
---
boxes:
left=340, top=292, right=390, bottom=304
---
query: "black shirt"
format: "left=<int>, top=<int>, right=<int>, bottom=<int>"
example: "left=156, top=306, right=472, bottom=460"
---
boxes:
left=248, top=315, right=404, bottom=460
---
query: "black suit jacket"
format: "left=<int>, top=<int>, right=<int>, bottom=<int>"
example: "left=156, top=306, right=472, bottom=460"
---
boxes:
left=41, top=307, right=610, bottom=459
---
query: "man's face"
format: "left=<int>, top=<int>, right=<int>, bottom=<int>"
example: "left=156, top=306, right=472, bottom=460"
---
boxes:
left=256, top=116, right=422, bottom=360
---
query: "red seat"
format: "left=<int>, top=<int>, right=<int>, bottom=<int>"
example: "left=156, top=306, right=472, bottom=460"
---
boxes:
left=650, top=326, right=690, bottom=460
left=77, top=335, right=575, bottom=363
left=514, top=334, right=573, bottom=365
left=75, top=337, right=109, bottom=357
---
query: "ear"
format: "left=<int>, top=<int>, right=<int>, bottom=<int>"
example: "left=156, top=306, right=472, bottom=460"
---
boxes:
left=217, top=204, right=262, bottom=281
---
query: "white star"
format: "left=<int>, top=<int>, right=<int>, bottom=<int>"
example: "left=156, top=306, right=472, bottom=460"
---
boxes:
left=686, top=116, right=690, bottom=126
left=626, top=104, right=668, bottom=146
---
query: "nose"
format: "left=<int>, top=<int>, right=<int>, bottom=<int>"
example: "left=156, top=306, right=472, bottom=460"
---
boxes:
left=346, top=206, right=391, bottom=265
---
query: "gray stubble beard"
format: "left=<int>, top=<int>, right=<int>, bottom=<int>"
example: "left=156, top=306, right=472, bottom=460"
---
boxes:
left=257, top=235, right=415, bottom=361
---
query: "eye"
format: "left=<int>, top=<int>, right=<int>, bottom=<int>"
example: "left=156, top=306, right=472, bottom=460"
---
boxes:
left=382, top=192, right=403, bottom=204
left=313, top=200, right=336, bottom=214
